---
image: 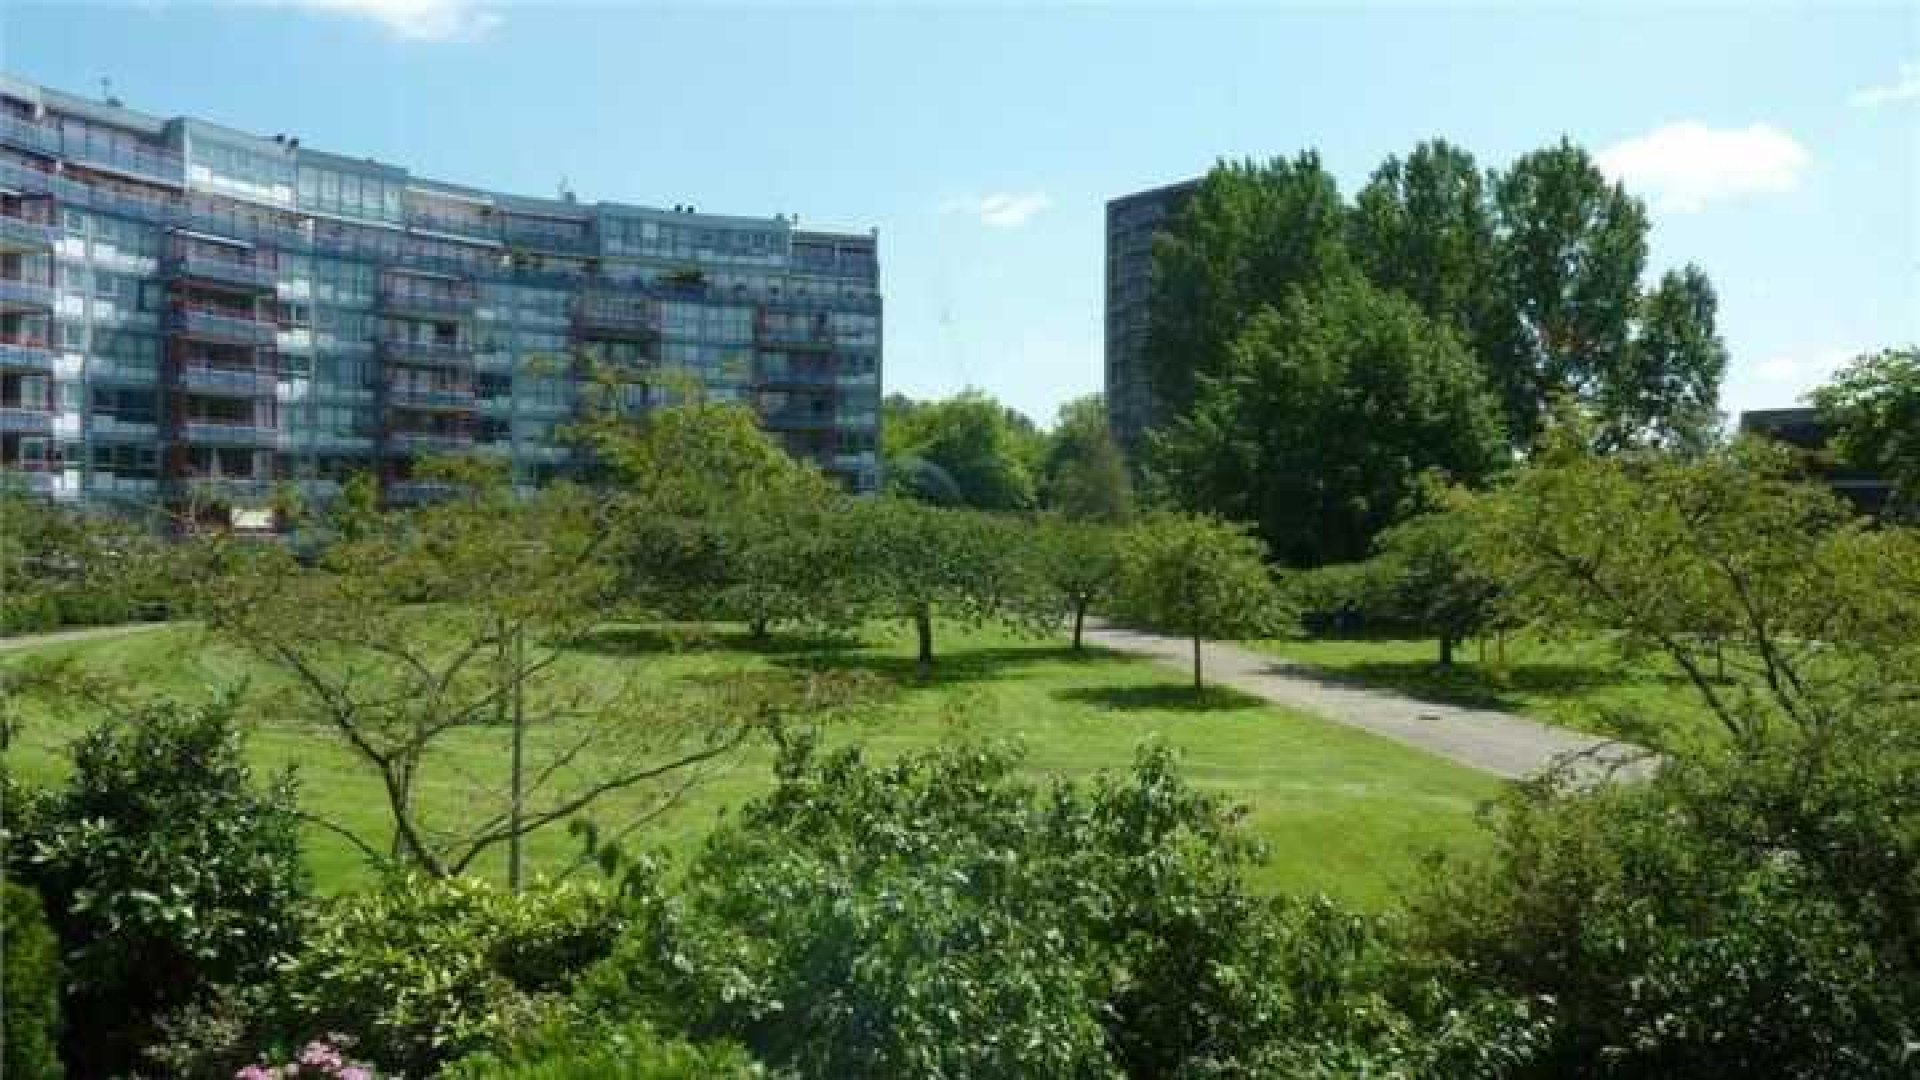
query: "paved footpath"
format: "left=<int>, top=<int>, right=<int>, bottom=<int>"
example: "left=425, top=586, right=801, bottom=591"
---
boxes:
left=0, top=621, right=173, bottom=654
left=1084, top=624, right=1654, bottom=782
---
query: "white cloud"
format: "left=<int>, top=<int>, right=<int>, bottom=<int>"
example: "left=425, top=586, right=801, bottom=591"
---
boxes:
left=1597, top=122, right=1809, bottom=213
left=1850, top=62, right=1920, bottom=108
left=942, top=191, right=1053, bottom=228
left=259, top=0, right=502, bottom=41
left=1750, top=346, right=1858, bottom=386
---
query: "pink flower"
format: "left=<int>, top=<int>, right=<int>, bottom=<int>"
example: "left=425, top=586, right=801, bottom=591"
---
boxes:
left=340, top=1068, right=373, bottom=1080
left=235, top=1067, right=275, bottom=1080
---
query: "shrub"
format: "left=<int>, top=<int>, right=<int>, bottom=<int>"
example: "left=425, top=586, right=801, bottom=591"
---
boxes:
left=6, top=699, right=307, bottom=1078
left=1410, top=723, right=1920, bottom=1077
left=441, top=1019, right=761, bottom=1080
left=2, top=882, right=62, bottom=1080
left=580, top=737, right=1527, bottom=1078
left=266, top=876, right=623, bottom=1077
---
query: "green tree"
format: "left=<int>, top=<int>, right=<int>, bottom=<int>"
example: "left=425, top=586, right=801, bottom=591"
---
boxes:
left=1604, top=265, right=1729, bottom=454
left=1115, top=513, right=1283, bottom=690
left=839, top=498, right=1038, bottom=677
left=882, top=390, right=1042, bottom=510
left=2, top=882, right=62, bottom=1080
left=1488, top=139, right=1653, bottom=446
left=1350, top=139, right=1500, bottom=348
left=1153, top=274, right=1507, bottom=565
left=1371, top=496, right=1503, bottom=667
left=1145, top=154, right=1351, bottom=423
left=1040, top=395, right=1135, bottom=522
left=5, top=700, right=307, bottom=1078
left=1812, top=345, right=1920, bottom=515
left=1031, top=517, right=1126, bottom=652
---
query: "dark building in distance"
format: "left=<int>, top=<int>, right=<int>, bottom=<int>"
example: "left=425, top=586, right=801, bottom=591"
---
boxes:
left=0, top=74, right=881, bottom=531
left=1103, top=179, right=1197, bottom=455
left=1739, top=407, right=1894, bottom=516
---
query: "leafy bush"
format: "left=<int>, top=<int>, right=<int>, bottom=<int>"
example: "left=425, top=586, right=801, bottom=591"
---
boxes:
left=267, top=876, right=623, bottom=1077
left=1411, top=721, right=1920, bottom=1077
left=441, top=1019, right=760, bottom=1080
left=580, top=737, right=1530, bottom=1078
left=5, top=699, right=307, bottom=1078
left=2, top=882, right=62, bottom=1080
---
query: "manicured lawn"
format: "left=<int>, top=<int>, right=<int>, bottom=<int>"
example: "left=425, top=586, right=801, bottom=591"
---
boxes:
left=5, top=622, right=1502, bottom=908
left=1246, top=632, right=1720, bottom=749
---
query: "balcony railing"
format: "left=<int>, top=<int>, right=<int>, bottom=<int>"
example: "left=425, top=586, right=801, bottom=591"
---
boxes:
left=65, top=138, right=184, bottom=186
left=173, top=420, right=280, bottom=448
left=168, top=305, right=279, bottom=347
left=0, top=339, right=54, bottom=373
left=756, top=324, right=836, bottom=351
left=503, top=222, right=595, bottom=255
left=385, top=479, right=462, bottom=504
left=574, top=295, right=660, bottom=338
left=89, top=415, right=160, bottom=440
left=0, top=114, right=63, bottom=156
left=0, top=278, right=55, bottom=310
left=759, top=410, right=840, bottom=432
left=0, top=406, right=55, bottom=434
left=165, top=250, right=278, bottom=293
left=171, top=475, right=271, bottom=500
left=378, top=283, right=477, bottom=318
left=0, top=215, right=55, bottom=253
left=172, top=364, right=282, bottom=397
left=377, top=338, right=475, bottom=369
left=384, top=430, right=475, bottom=454
left=754, top=368, right=839, bottom=388
left=385, top=383, right=477, bottom=411
left=0, top=467, right=57, bottom=496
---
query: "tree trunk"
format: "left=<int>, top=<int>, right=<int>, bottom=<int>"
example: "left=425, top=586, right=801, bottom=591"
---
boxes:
left=1192, top=633, right=1204, bottom=692
left=1439, top=633, right=1456, bottom=668
left=1072, top=600, right=1086, bottom=652
left=914, top=603, right=934, bottom=680
left=507, top=624, right=527, bottom=894
left=749, top=615, right=770, bottom=641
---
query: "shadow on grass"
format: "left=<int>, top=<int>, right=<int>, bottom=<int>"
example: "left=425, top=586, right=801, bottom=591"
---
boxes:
left=1053, top=683, right=1266, bottom=713
left=774, top=643, right=1134, bottom=691
left=567, top=624, right=865, bottom=659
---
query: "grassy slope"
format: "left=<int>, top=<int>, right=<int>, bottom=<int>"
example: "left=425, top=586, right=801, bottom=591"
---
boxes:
left=5, top=622, right=1500, bottom=909
left=1246, top=632, right=1718, bottom=749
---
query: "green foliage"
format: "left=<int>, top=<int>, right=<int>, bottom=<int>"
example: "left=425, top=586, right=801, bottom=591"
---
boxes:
left=1473, top=436, right=1920, bottom=740
left=2, top=882, right=62, bottom=1080
left=0, top=494, right=173, bottom=633
left=1041, top=394, right=1136, bottom=522
left=267, top=875, right=624, bottom=1077
left=1607, top=265, right=1729, bottom=454
left=442, top=1019, right=761, bottom=1079
left=1031, top=517, right=1127, bottom=650
left=838, top=497, right=1045, bottom=674
left=882, top=390, right=1044, bottom=510
left=1488, top=139, right=1652, bottom=446
left=1153, top=275, right=1506, bottom=564
left=1146, top=154, right=1351, bottom=419
left=582, top=737, right=1507, bottom=1078
left=1349, top=139, right=1499, bottom=350
left=1812, top=345, right=1920, bottom=515
left=1411, top=722, right=1920, bottom=1077
left=1114, top=512, right=1284, bottom=689
left=5, top=699, right=307, bottom=1078
left=1368, top=498, right=1504, bottom=666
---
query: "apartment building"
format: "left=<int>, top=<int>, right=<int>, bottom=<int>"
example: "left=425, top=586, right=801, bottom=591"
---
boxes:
left=0, top=74, right=881, bottom=528
left=1103, top=178, right=1196, bottom=456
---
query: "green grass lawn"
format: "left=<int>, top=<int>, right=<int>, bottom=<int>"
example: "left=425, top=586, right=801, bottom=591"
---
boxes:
left=4, top=622, right=1502, bottom=909
left=1246, top=632, right=1720, bottom=749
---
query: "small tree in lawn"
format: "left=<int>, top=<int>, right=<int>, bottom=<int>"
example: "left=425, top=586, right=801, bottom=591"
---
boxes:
left=839, top=497, right=1038, bottom=678
left=206, top=461, right=810, bottom=887
left=1371, top=493, right=1503, bottom=668
left=1118, top=513, right=1282, bottom=691
left=1032, top=516, right=1126, bottom=652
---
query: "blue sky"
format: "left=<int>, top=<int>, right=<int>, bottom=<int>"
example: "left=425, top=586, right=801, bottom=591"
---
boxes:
left=3, top=1, right=1914, bottom=426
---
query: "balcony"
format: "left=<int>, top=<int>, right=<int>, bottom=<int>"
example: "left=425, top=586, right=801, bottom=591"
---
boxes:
left=168, top=304, right=279, bottom=348
left=0, top=406, right=55, bottom=434
left=754, top=367, right=839, bottom=389
left=174, top=420, right=280, bottom=449
left=171, top=475, right=271, bottom=501
left=0, top=214, right=55, bottom=254
left=574, top=295, right=660, bottom=339
left=755, top=324, right=836, bottom=352
left=1, top=467, right=57, bottom=496
left=377, top=338, right=474, bottom=370
left=385, top=479, right=461, bottom=504
left=384, top=429, right=475, bottom=455
left=378, top=283, right=477, bottom=319
left=0, top=277, right=55, bottom=311
left=172, top=363, right=282, bottom=398
left=0, top=114, right=63, bottom=156
left=759, top=409, right=840, bottom=433
left=385, top=382, right=477, bottom=411
left=503, top=222, right=595, bottom=256
left=0, top=338, right=54, bottom=374
left=89, top=415, right=160, bottom=441
left=165, top=249, right=278, bottom=294
left=65, top=137, right=184, bottom=187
